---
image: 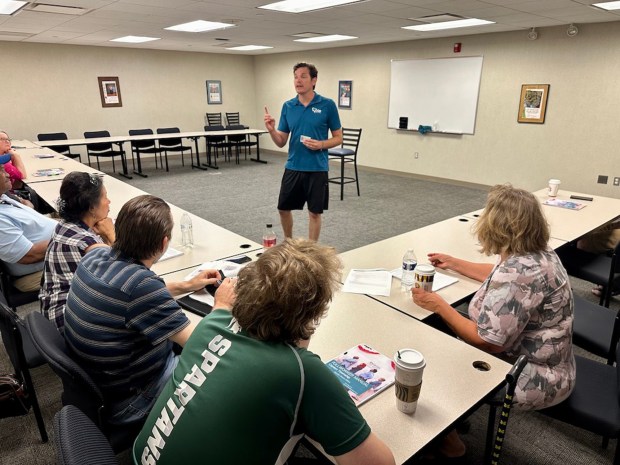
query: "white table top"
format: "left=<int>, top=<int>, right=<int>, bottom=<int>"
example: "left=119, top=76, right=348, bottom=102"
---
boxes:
left=31, top=176, right=262, bottom=276
left=19, top=147, right=102, bottom=183
left=339, top=215, right=494, bottom=319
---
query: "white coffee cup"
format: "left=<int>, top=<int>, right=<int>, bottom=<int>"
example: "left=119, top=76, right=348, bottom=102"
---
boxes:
left=394, top=349, right=426, bottom=414
left=548, top=179, right=561, bottom=197
left=414, top=264, right=435, bottom=292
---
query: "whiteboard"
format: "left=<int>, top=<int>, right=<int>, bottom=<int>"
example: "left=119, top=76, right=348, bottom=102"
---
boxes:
left=388, top=56, right=483, bottom=135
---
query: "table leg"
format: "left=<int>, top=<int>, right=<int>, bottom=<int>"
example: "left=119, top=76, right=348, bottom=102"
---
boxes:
left=201, top=137, right=219, bottom=169
left=117, top=142, right=133, bottom=179
left=190, top=137, right=208, bottom=171
left=250, top=134, right=267, bottom=164
left=132, top=146, right=148, bottom=178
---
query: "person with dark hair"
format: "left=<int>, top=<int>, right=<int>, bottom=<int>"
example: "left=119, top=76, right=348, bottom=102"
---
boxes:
left=0, top=164, right=56, bottom=292
left=133, top=238, right=395, bottom=465
left=39, top=172, right=115, bottom=331
left=64, top=195, right=221, bottom=426
left=264, top=62, right=343, bottom=241
left=412, top=184, right=575, bottom=460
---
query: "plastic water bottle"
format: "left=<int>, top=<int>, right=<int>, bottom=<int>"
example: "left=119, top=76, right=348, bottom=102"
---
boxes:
left=401, top=248, right=417, bottom=292
left=263, top=223, right=277, bottom=248
left=180, top=212, right=194, bottom=248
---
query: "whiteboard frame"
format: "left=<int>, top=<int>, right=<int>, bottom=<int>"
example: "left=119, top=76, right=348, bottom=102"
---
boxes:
left=387, top=56, right=484, bottom=135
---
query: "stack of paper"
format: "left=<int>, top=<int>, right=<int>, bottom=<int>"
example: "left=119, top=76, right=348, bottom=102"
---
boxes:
left=342, top=269, right=392, bottom=296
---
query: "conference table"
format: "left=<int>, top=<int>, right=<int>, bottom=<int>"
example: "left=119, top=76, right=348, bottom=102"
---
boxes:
left=38, top=129, right=267, bottom=179
left=17, top=147, right=102, bottom=184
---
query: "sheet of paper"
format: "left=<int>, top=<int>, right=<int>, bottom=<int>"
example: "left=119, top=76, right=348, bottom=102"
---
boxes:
left=184, top=259, right=245, bottom=281
left=342, top=269, right=392, bottom=296
left=189, top=289, right=215, bottom=306
left=159, top=247, right=183, bottom=262
left=390, top=268, right=459, bottom=292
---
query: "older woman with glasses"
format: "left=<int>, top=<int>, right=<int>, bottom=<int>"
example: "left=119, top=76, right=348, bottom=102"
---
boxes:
left=0, top=130, right=27, bottom=190
left=411, top=184, right=575, bottom=460
left=40, top=172, right=115, bottom=332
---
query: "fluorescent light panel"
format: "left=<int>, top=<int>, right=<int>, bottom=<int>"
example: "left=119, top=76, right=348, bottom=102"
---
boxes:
left=165, top=20, right=235, bottom=33
left=111, top=36, right=160, bottom=43
left=259, top=0, right=364, bottom=14
left=592, top=1, right=620, bottom=10
left=0, top=1, right=27, bottom=15
left=227, top=45, right=273, bottom=51
left=403, top=18, right=494, bottom=32
left=294, top=34, right=357, bottom=43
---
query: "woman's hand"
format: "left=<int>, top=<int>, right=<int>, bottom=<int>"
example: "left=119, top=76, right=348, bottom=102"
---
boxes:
left=93, top=217, right=115, bottom=245
left=411, top=287, right=448, bottom=315
left=427, top=253, right=456, bottom=270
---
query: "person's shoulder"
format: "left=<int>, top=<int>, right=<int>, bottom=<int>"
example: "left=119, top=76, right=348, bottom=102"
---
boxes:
left=314, top=93, right=337, bottom=107
left=283, top=96, right=299, bottom=107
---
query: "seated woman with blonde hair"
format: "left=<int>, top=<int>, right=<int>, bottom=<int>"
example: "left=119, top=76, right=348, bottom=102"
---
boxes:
left=40, top=172, right=115, bottom=331
left=412, top=184, right=575, bottom=459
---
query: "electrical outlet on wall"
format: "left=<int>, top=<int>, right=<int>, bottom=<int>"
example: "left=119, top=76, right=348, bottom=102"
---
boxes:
left=414, top=152, right=419, bottom=159
left=614, top=177, right=620, bottom=186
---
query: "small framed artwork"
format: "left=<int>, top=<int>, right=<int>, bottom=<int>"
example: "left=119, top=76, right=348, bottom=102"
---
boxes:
left=206, top=80, right=222, bottom=104
left=517, top=84, right=550, bottom=124
left=98, top=76, right=122, bottom=108
left=338, top=80, right=352, bottom=109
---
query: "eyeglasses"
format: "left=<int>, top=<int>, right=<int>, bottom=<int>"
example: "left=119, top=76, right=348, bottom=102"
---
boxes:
left=0, top=138, right=11, bottom=143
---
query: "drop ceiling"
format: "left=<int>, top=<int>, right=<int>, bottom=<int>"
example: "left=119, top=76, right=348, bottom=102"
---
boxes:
left=1, top=0, right=619, bottom=54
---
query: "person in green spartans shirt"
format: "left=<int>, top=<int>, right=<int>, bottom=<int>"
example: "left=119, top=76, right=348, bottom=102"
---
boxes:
left=133, top=238, right=395, bottom=465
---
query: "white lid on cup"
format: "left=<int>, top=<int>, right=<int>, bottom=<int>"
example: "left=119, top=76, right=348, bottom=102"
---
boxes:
left=394, top=348, right=426, bottom=370
left=549, top=179, right=561, bottom=185
left=415, top=264, right=435, bottom=276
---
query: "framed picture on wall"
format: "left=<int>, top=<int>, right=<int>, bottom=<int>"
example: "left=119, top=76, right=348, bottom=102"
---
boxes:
left=206, top=80, right=222, bottom=104
left=338, top=80, right=352, bottom=109
left=517, top=84, right=550, bottom=123
left=98, top=76, right=122, bottom=108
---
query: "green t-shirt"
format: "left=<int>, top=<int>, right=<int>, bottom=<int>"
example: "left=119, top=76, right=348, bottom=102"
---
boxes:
left=133, top=310, right=370, bottom=465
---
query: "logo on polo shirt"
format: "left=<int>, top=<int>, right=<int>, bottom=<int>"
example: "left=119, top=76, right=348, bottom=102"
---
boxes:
left=312, top=107, right=322, bottom=114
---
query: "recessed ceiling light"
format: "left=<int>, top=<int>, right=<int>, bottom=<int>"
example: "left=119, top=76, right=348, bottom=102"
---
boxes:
left=0, top=1, right=27, bottom=15
left=227, top=45, right=273, bottom=51
left=592, top=1, right=620, bottom=10
left=165, top=20, right=235, bottom=33
left=259, top=0, right=364, bottom=14
left=111, top=36, right=161, bottom=43
left=294, top=34, right=357, bottom=43
left=402, top=18, right=494, bottom=32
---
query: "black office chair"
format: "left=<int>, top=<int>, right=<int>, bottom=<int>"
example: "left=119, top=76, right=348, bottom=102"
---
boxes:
left=26, top=311, right=141, bottom=452
left=128, top=129, right=161, bottom=171
left=0, top=301, right=48, bottom=442
left=484, top=355, right=528, bottom=465
left=204, top=125, right=229, bottom=166
left=226, top=124, right=256, bottom=163
left=573, top=294, right=620, bottom=365
left=206, top=112, right=222, bottom=126
left=225, top=112, right=240, bottom=126
left=54, top=405, right=118, bottom=465
left=37, top=133, right=81, bottom=162
left=83, top=131, right=126, bottom=173
left=557, top=241, right=620, bottom=307
left=156, top=127, right=193, bottom=172
left=328, top=128, right=362, bottom=201
left=0, top=260, right=40, bottom=311
left=540, top=341, right=620, bottom=464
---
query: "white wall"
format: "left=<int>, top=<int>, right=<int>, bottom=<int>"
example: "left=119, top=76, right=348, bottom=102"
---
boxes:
left=253, top=22, right=620, bottom=196
left=2, top=41, right=256, bottom=144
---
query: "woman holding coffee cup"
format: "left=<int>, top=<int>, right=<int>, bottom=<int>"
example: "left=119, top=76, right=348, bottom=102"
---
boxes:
left=412, top=184, right=575, bottom=460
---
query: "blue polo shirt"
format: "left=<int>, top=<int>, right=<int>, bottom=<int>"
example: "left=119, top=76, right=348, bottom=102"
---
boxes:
left=278, top=93, right=341, bottom=172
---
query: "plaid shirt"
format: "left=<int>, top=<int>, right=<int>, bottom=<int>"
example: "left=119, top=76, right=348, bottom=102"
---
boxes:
left=39, top=219, right=103, bottom=331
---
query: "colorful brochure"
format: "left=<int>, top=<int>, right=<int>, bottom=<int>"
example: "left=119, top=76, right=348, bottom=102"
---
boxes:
left=543, top=199, right=586, bottom=210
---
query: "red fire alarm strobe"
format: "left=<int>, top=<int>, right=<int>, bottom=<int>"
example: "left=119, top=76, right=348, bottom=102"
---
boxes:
left=453, top=42, right=461, bottom=53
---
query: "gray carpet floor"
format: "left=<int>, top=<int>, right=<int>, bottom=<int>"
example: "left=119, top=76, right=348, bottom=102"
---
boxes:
left=1, top=151, right=617, bottom=465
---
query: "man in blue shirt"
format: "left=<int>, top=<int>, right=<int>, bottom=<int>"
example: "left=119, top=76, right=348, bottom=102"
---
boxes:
left=265, top=63, right=342, bottom=241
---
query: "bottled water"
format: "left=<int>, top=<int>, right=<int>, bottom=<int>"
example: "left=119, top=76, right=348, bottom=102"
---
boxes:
left=180, top=212, right=194, bottom=247
left=401, top=248, right=417, bottom=291
left=263, top=223, right=277, bottom=248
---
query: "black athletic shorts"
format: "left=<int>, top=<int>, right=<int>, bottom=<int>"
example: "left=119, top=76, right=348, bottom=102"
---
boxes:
left=277, top=169, right=329, bottom=214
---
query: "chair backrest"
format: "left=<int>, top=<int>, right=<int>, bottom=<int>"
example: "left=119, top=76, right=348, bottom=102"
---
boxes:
left=128, top=129, right=156, bottom=150
left=0, top=260, right=39, bottom=310
left=226, top=124, right=246, bottom=142
left=206, top=112, right=222, bottom=126
left=84, top=131, right=113, bottom=152
left=204, top=125, right=226, bottom=142
left=156, top=127, right=182, bottom=148
left=54, top=405, right=118, bottom=465
left=37, top=132, right=71, bottom=154
left=226, top=112, right=240, bottom=125
left=26, top=311, right=105, bottom=425
left=341, top=127, right=362, bottom=153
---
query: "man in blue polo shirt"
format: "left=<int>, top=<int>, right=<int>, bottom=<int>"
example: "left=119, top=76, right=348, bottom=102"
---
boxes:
left=265, top=62, right=342, bottom=241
